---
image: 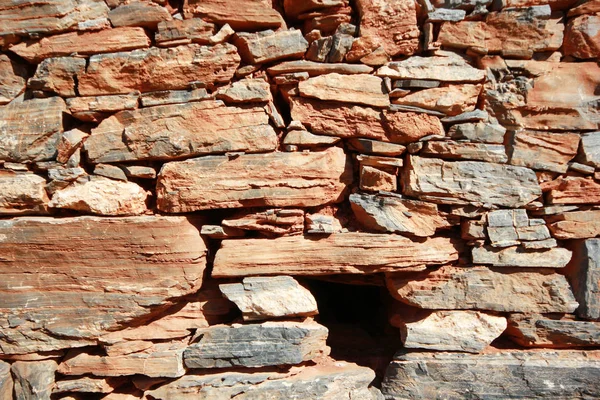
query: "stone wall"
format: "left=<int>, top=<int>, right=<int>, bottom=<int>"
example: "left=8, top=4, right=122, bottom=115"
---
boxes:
left=0, top=0, right=599, bottom=398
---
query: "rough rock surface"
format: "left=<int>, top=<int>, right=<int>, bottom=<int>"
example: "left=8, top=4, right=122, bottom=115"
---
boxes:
left=566, top=239, right=600, bottom=320
left=157, top=147, right=352, bottom=212
left=377, top=56, right=486, bottom=82
left=546, top=210, right=600, bottom=239
left=0, top=173, right=49, bottom=215
left=235, top=30, right=308, bottom=64
left=220, top=277, right=317, bottom=321
left=298, top=73, right=389, bottom=107
left=509, top=130, right=580, bottom=173
left=183, top=0, right=283, bottom=31
left=564, top=14, right=600, bottom=59
left=0, top=54, right=26, bottom=105
left=507, top=314, right=600, bottom=348
left=471, top=245, right=572, bottom=268
left=12, top=360, right=58, bottom=400
left=213, top=234, right=459, bottom=276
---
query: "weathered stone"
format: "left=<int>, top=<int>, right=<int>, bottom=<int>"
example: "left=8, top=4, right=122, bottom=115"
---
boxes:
left=10, top=27, right=150, bottom=63
left=547, top=177, right=600, bottom=204
left=221, top=209, right=304, bottom=236
left=201, top=225, right=246, bottom=239
left=216, top=79, right=271, bottom=103
left=56, top=129, right=87, bottom=163
left=78, top=43, right=240, bottom=96
left=58, top=342, right=186, bottom=378
left=0, top=216, right=207, bottom=354
left=546, top=210, right=600, bottom=239
left=306, top=36, right=334, bottom=62
left=507, top=314, right=600, bottom=348
left=0, top=0, right=110, bottom=37
left=0, top=54, right=26, bottom=105
left=298, top=73, right=389, bottom=108
left=155, top=18, right=215, bottom=47
left=448, top=122, right=506, bottom=144
left=108, top=2, right=171, bottom=29
left=183, top=321, right=328, bottom=368
left=283, top=130, right=341, bottom=148
left=472, top=245, right=572, bottom=268
left=139, top=89, right=209, bottom=107
left=347, top=139, right=406, bottom=156
left=402, top=156, right=541, bottom=207
left=283, top=0, right=348, bottom=19
left=377, top=56, right=486, bottom=82
left=565, top=239, right=600, bottom=320
left=564, top=14, right=600, bottom=59
left=0, top=97, right=67, bottom=163
left=12, top=360, right=57, bottom=400
left=48, top=177, right=148, bottom=215
left=84, top=101, right=277, bottom=163
left=509, top=130, right=580, bottom=173
left=93, top=164, right=127, bottom=181
left=53, top=377, right=123, bottom=394
left=421, top=141, right=508, bottom=163
left=220, top=276, right=318, bottom=321
left=439, top=6, right=564, bottom=55
left=146, top=360, right=379, bottom=400
left=0, top=173, right=48, bottom=215
left=428, top=8, right=466, bottom=21
left=399, top=310, right=506, bottom=353
left=487, top=225, right=520, bottom=247
left=235, top=30, right=308, bottom=64
left=382, top=350, right=600, bottom=399
left=382, top=111, right=445, bottom=143
left=0, top=361, right=11, bottom=400
left=28, top=56, right=85, bottom=97
left=213, top=233, right=458, bottom=277
left=360, top=165, right=397, bottom=192
left=305, top=212, right=344, bottom=234
left=580, top=131, right=600, bottom=168
left=350, top=193, right=452, bottom=237
left=392, top=84, right=481, bottom=116
left=355, top=0, right=420, bottom=56
left=441, top=109, right=488, bottom=124
left=387, top=265, right=579, bottom=313
left=183, top=0, right=283, bottom=31
left=66, top=94, right=139, bottom=122
left=394, top=79, right=441, bottom=89
left=157, top=147, right=352, bottom=212
left=267, top=60, right=373, bottom=76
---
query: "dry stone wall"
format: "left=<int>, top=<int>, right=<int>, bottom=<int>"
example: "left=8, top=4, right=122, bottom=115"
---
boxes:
left=0, top=0, right=599, bottom=398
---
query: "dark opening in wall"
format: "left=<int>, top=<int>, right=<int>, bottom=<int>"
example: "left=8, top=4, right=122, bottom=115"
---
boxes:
left=304, top=277, right=402, bottom=383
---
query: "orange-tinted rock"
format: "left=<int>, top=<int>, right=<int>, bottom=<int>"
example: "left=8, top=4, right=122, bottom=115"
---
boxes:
left=506, top=313, right=600, bottom=348
left=66, top=94, right=139, bottom=122
left=157, top=147, right=352, bottom=212
left=183, top=0, right=283, bottom=31
left=421, top=141, right=508, bottom=163
left=382, top=111, right=445, bottom=143
left=212, top=234, right=459, bottom=277
left=360, top=165, right=397, bottom=192
left=355, top=0, right=420, bottom=57
left=509, top=131, right=580, bottom=173
left=84, top=100, right=277, bottom=163
left=108, top=1, right=171, bottom=29
left=0, top=216, right=207, bottom=354
left=235, top=30, right=308, bottom=64
left=298, top=73, right=389, bottom=107
left=29, top=56, right=85, bottom=97
left=568, top=0, right=600, bottom=16
left=222, top=209, right=305, bottom=236
left=0, top=97, right=67, bottom=162
left=564, top=14, right=600, bottom=59
left=78, top=43, right=240, bottom=96
left=155, top=19, right=215, bottom=47
left=547, top=177, right=600, bottom=204
left=267, top=60, right=373, bottom=76
left=438, top=7, right=564, bottom=55
left=392, top=84, right=481, bottom=116
left=0, top=173, right=49, bottom=215
left=377, top=55, right=485, bottom=83
left=0, top=54, right=27, bottom=105
left=546, top=210, right=600, bottom=239
left=9, top=27, right=150, bottom=63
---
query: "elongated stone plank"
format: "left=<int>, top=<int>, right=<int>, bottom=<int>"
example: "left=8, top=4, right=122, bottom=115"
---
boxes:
left=387, top=265, right=579, bottom=313
left=267, top=60, right=373, bottom=76
left=53, top=376, right=123, bottom=394
left=155, top=18, right=215, bottom=47
left=78, top=43, right=240, bottom=96
left=565, top=239, right=600, bottom=320
left=157, top=147, right=352, bottom=212
left=146, top=360, right=379, bottom=400
left=9, top=27, right=150, bottom=63
left=235, top=30, right=308, bottom=64
left=349, top=192, right=452, bottom=237
left=507, top=314, right=600, bottom=348
left=221, top=209, right=304, bottom=236
left=84, top=100, right=277, bottom=163
left=183, top=0, right=283, bottom=31
left=421, top=141, right=508, bottom=163
left=402, top=156, right=541, bottom=208
left=392, top=84, right=481, bottom=116
left=219, top=276, right=318, bottom=321
left=184, top=321, right=328, bottom=368
left=298, top=73, right=389, bottom=107
left=0, top=173, right=48, bottom=215
left=0, top=97, right=67, bottom=163
left=382, top=350, right=600, bottom=399
left=0, top=216, right=207, bottom=354
left=108, top=1, right=171, bottom=29
left=472, top=245, right=572, bottom=268
left=509, top=130, right=580, bottom=173
left=212, top=233, right=459, bottom=277
left=377, top=56, right=485, bottom=82
left=546, top=210, right=600, bottom=239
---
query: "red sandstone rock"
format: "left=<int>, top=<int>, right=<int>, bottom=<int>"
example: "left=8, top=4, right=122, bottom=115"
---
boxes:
left=547, top=177, right=600, bottom=204
left=298, top=73, right=389, bottom=108
left=155, top=19, right=215, bottom=47
left=564, top=14, right=600, bottom=59
left=0, top=54, right=26, bottom=105
left=212, top=233, right=459, bottom=277
left=267, top=60, right=373, bottom=76
left=183, top=0, right=284, bottom=31
left=108, top=1, right=171, bottom=29
left=546, top=210, right=600, bottom=239
left=235, top=30, right=308, bottom=64
left=392, top=84, right=481, bottom=116
left=29, top=56, right=85, bottom=97
left=78, top=43, right=240, bottom=95
left=222, top=209, right=305, bottom=236
left=509, top=130, right=580, bottom=173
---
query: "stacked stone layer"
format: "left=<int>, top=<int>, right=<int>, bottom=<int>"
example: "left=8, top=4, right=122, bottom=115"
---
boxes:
left=0, top=0, right=599, bottom=398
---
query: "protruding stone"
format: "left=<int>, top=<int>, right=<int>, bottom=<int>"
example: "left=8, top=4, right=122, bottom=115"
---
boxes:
left=383, top=111, right=445, bottom=143
left=213, top=234, right=459, bottom=277
left=267, top=60, right=373, bottom=76
left=12, top=360, right=58, bottom=400
left=0, top=173, right=48, bottom=215
left=507, top=314, right=600, bottom=348
left=565, top=239, right=600, bottom=320
left=157, top=147, right=352, bottom=212
left=399, top=310, right=507, bottom=353
left=78, top=43, right=240, bottom=96
left=402, top=156, right=541, bottom=207
left=360, top=165, right=397, bottom=192
left=564, top=14, right=600, bottom=59
left=350, top=193, right=452, bottom=237
left=509, top=131, right=580, bottom=173
left=84, top=101, right=277, bottom=163
left=222, top=209, right=304, bottom=236
left=580, top=131, right=600, bottom=168
left=0, top=97, right=67, bottom=163
left=183, top=321, right=328, bottom=368
left=546, top=210, right=600, bottom=239
left=305, top=212, right=344, bottom=234
left=377, top=56, right=486, bottom=82
left=448, top=122, right=506, bottom=144
left=53, top=377, right=124, bottom=394
left=0, top=361, right=11, bottom=400
left=283, top=130, right=341, bottom=148
left=216, top=79, right=271, bottom=103
left=140, top=89, right=209, bottom=107
left=29, top=56, right=85, bottom=97
left=392, top=84, right=481, bottom=116
left=219, top=276, right=318, bottom=321
left=547, top=177, right=600, bottom=204
left=387, top=265, right=579, bottom=313
left=183, top=0, right=284, bottom=31
left=421, top=141, right=508, bottom=163
left=235, top=30, right=308, bottom=64
left=108, top=2, right=171, bottom=29
left=472, top=245, right=572, bottom=268
left=347, top=139, right=406, bottom=156
left=0, top=54, right=27, bottom=105
left=298, top=73, right=389, bottom=108
left=382, top=350, right=600, bottom=400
